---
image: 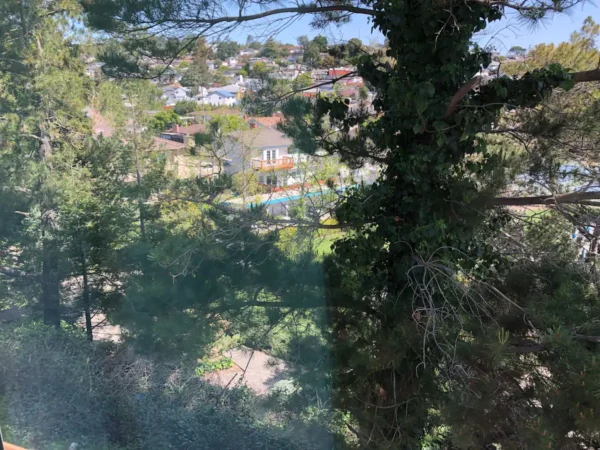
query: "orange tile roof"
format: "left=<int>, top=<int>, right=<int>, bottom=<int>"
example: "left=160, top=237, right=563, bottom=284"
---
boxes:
left=247, top=116, right=283, bottom=128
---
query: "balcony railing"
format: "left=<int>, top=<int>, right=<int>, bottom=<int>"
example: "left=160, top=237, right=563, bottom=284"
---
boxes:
left=252, top=156, right=294, bottom=171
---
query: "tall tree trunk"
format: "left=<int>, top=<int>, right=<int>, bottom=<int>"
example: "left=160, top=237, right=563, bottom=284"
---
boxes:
left=42, top=240, right=60, bottom=327
left=81, top=247, right=93, bottom=341
left=136, top=164, right=146, bottom=237
left=40, top=125, right=60, bottom=327
left=133, top=120, right=145, bottom=237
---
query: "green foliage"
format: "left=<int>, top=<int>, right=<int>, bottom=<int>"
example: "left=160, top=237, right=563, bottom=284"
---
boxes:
left=260, top=37, right=286, bottom=59
left=195, top=357, right=234, bottom=376
left=303, top=42, right=321, bottom=67
left=509, top=45, right=526, bottom=55
left=173, top=99, right=199, bottom=115
left=248, top=41, right=262, bottom=50
left=148, top=110, right=181, bottom=132
left=293, top=72, right=313, bottom=90
left=312, top=35, right=328, bottom=52
left=210, top=114, right=248, bottom=133
left=504, top=17, right=599, bottom=76
left=231, top=171, right=261, bottom=197
left=215, top=40, right=240, bottom=60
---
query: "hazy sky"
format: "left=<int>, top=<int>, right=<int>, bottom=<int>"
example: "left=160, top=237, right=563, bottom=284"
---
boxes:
left=233, top=2, right=598, bottom=51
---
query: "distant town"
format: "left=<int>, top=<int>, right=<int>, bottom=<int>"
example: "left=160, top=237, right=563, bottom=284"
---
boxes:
left=85, top=36, right=529, bottom=208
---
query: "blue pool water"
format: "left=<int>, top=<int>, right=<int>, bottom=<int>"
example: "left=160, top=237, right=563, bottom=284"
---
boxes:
left=246, top=184, right=356, bottom=208
left=222, top=185, right=358, bottom=210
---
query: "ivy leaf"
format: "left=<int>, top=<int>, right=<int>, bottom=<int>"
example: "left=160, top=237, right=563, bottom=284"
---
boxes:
left=433, top=121, right=446, bottom=131
left=559, top=79, right=575, bottom=91
left=415, top=96, right=428, bottom=113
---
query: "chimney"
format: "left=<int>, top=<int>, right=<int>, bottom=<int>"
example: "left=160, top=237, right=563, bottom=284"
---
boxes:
left=175, top=124, right=180, bottom=132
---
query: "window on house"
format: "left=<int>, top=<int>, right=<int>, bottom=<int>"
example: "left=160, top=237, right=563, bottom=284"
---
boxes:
left=263, top=149, right=279, bottom=162
left=266, top=175, right=278, bottom=186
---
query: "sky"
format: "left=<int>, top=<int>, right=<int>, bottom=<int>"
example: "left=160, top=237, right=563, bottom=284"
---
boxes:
left=232, top=2, right=599, bottom=52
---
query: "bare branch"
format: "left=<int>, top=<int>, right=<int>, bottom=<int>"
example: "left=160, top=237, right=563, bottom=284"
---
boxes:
left=445, top=68, right=600, bottom=119
left=489, top=191, right=600, bottom=206
left=444, top=76, right=482, bottom=119
left=0, top=266, right=38, bottom=279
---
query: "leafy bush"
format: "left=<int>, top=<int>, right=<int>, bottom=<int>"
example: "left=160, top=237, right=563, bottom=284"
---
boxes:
left=195, top=357, right=234, bottom=376
left=0, top=323, right=320, bottom=450
left=173, top=100, right=199, bottom=115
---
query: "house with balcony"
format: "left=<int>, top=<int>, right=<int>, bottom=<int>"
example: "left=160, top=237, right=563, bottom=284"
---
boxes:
left=222, top=128, right=296, bottom=188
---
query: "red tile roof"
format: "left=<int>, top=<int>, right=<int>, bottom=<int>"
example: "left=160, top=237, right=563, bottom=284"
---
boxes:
left=328, top=69, right=352, bottom=77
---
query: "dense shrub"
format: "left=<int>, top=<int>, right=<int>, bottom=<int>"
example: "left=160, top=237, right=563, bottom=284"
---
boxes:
left=0, top=323, right=318, bottom=449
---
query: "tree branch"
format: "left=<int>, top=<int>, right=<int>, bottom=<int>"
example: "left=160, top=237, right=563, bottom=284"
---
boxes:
left=507, top=334, right=600, bottom=354
left=115, top=4, right=376, bottom=30
left=444, top=76, right=482, bottom=119
left=507, top=343, right=545, bottom=354
left=0, top=266, right=39, bottom=279
left=572, top=68, right=600, bottom=83
left=489, top=191, right=600, bottom=207
left=445, top=68, right=600, bottom=119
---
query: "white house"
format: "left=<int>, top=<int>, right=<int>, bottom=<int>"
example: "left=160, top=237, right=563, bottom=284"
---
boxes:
left=239, top=49, right=259, bottom=57
left=201, top=90, right=237, bottom=106
left=192, top=87, right=209, bottom=101
left=161, top=86, right=191, bottom=106
left=225, top=57, right=238, bottom=67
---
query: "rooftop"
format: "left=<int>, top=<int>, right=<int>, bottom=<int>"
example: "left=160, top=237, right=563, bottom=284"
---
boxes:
left=246, top=115, right=283, bottom=128
left=229, top=128, right=293, bottom=148
left=210, top=90, right=236, bottom=98
left=153, top=136, right=187, bottom=150
left=165, top=123, right=205, bottom=135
